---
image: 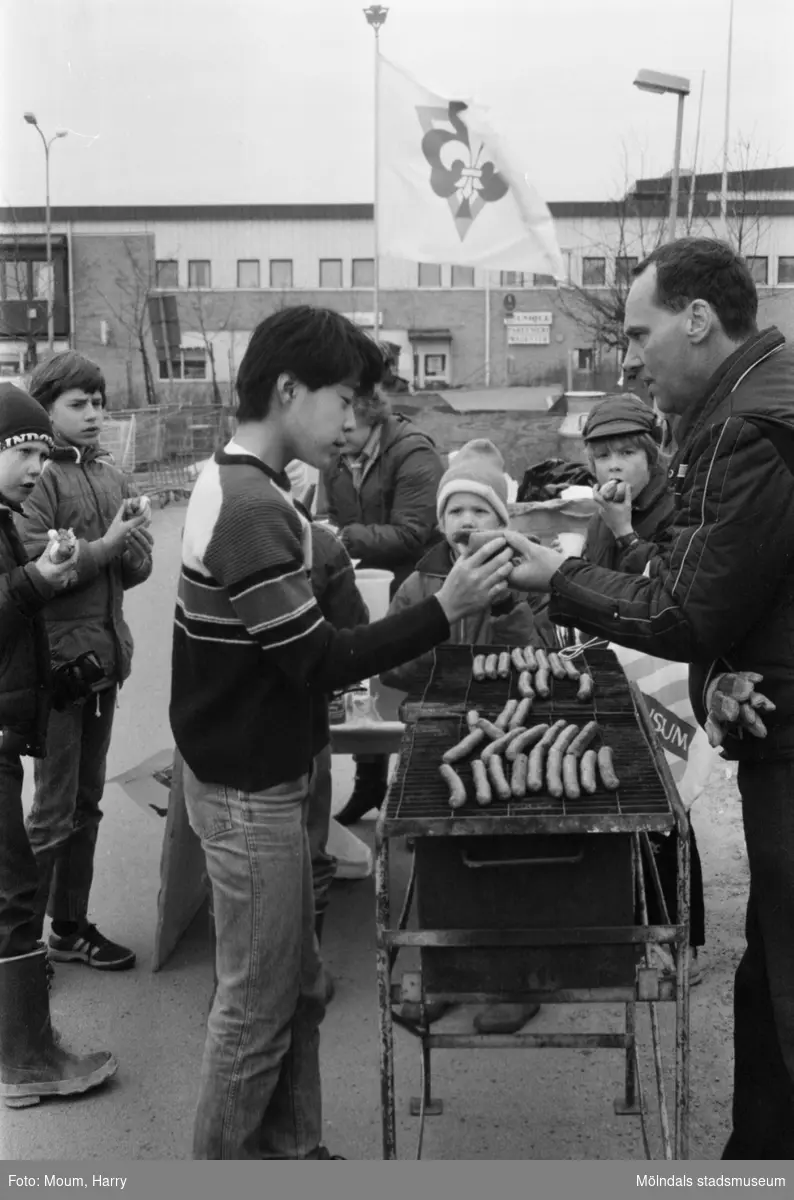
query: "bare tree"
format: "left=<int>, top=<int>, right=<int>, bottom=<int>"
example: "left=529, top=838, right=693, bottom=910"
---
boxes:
left=188, top=290, right=239, bottom=407
left=93, top=238, right=158, bottom=406
left=692, top=134, right=774, bottom=257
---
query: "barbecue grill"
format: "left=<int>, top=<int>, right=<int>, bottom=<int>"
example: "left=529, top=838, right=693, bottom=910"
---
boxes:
left=374, top=643, right=691, bottom=1160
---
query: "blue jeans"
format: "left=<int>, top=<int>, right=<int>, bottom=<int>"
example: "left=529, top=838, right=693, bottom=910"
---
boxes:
left=183, top=762, right=326, bottom=1160
left=26, top=688, right=117, bottom=934
left=306, top=746, right=337, bottom=920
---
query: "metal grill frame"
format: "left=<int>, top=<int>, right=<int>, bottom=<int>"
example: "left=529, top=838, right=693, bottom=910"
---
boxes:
left=373, top=677, right=692, bottom=1161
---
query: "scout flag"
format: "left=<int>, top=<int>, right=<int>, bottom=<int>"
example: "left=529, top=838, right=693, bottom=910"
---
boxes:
left=377, top=56, right=564, bottom=278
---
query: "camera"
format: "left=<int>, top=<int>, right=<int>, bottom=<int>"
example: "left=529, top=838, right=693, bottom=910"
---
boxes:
left=51, top=651, right=108, bottom=710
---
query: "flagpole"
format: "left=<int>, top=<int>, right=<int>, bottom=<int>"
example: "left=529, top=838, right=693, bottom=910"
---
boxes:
left=484, top=270, right=491, bottom=387
left=364, top=6, right=389, bottom=344
left=720, top=0, right=734, bottom=232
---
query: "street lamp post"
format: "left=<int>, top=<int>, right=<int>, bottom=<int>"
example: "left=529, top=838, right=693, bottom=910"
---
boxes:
left=633, top=70, right=691, bottom=243
left=23, top=112, right=68, bottom=355
left=363, top=6, right=388, bottom=345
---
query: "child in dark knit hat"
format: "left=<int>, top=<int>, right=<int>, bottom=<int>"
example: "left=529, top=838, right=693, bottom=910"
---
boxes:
left=381, top=438, right=556, bottom=1036
left=0, top=382, right=118, bottom=1108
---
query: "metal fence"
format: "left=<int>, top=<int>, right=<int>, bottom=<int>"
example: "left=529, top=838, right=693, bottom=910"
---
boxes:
left=102, top=403, right=235, bottom=505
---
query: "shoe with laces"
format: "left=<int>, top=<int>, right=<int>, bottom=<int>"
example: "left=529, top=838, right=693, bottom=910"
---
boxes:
left=48, top=923, right=136, bottom=972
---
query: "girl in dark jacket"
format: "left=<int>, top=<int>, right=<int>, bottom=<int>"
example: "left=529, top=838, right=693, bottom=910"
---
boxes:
left=581, top=394, right=706, bottom=984
left=320, top=389, right=444, bottom=826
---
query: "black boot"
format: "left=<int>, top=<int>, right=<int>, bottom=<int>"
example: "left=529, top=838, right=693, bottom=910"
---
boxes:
left=335, top=756, right=389, bottom=826
left=0, top=947, right=117, bottom=1108
left=314, top=913, right=335, bottom=1004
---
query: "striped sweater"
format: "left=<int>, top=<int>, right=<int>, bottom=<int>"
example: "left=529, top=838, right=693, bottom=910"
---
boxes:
left=170, top=449, right=450, bottom=792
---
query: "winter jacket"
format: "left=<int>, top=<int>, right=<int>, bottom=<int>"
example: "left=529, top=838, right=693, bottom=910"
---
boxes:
left=582, top=462, right=673, bottom=574
left=0, top=501, right=55, bottom=756
left=549, top=326, right=794, bottom=762
left=380, top=539, right=558, bottom=693
left=320, top=414, right=444, bottom=593
left=306, top=516, right=371, bottom=755
left=16, top=440, right=152, bottom=686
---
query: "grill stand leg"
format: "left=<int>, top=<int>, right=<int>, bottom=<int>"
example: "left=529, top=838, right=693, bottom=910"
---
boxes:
left=614, top=1001, right=641, bottom=1115
left=375, top=832, right=397, bottom=1160
left=674, top=824, right=691, bottom=1160
left=410, top=1038, right=443, bottom=1116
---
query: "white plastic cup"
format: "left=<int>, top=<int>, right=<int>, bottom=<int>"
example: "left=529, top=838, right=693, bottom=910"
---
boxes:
left=354, top=568, right=394, bottom=622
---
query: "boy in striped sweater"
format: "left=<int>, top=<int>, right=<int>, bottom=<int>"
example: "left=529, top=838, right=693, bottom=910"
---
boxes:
left=170, top=306, right=514, bottom=1160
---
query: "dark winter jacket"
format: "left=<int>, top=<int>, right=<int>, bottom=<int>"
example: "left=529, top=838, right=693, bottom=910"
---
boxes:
left=582, top=462, right=673, bottom=574
left=380, top=539, right=557, bottom=693
left=549, top=327, right=794, bottom=762
left=16, top=440, right=152, bottom=686
left=320, top=414, right=444, bottom=593
left=307, top=517, right=370, bottom=753
left=0, top=501, right=55, bottom=756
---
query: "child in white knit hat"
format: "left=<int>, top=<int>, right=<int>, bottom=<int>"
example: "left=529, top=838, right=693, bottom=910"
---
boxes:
left=381, top=438, right=555, bottom=1036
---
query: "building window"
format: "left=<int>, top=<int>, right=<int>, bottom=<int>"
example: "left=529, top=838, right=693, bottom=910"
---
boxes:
left=319, top=259, right=343, bottom=288
left=158, top=346, right=207, bottom=381
left=582, top=258, right=606, bottom=287
left=778, top=256, right=794, bottom=284
left=577, top=348, right=595, bottom=371
left=615, top=256, right=638, bottom=287
left=269, top=259, right=293, bottom=288
left=746, top=256, right=768, bottom=285
left=156, top=260, right=178, bottom=289
left=500, top=271, right=528, bottom=287
left=532, top=273, right=557, bottom=287
left=0, top=260, right=30, bottom=301
left=418, top=263, right=442, bottom=287
left=451, top=266, right=475, bottom=287
left=424, top=353, right=447, bottom=377
left=237, top=260, right=260, bottom=288
left=188, top=260, right=211, bottom=288
left=352, top=258, right=374, bottom=287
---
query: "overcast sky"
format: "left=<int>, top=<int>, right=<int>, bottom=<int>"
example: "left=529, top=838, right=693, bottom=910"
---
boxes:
left=1, top=0, right=791, bottom=209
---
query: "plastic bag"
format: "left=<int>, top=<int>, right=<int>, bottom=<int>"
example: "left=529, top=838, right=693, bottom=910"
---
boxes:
left=609, top=644, right=718, bottom=811
left=327, top=818, right=373, bottom=880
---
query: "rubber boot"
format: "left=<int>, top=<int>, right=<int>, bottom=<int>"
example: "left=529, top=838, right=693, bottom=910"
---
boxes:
left=315, top=912, right=335, bottom=1004
left=0, top=947, right=117, bottom=1108
left=335, top=756, right=389, bottom=826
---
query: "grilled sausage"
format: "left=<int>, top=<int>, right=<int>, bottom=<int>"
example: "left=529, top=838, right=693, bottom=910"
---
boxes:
left=442, top=728, right=486, bottom=764
left=481, top=728, right=525, bottom=763
left=597, top=745, right=620, bottom=791
left=472, top=655, right=486, bottom=682
left=507, top=697, right=532, bottom=730
left=471, top=758, right=493, bottom=806
left=534, top=666, right=551, bottom=699
left=523, top=645, right=538, bottom=671
left=577, top=672, right=594, bottom=702
left=484, top=653, right=499, bottom=680
left=511, top=752, right=529, bottom=798
left=511, top=647, right=528, bottom=672
left=477, top=717, right=505, bottom=740
left=487, top=754, right=512, bottom=801
left=526, top=719, right=567, bottom=791
left=562, top=754, right=581, bottom=801
left=567, top=720, right=599, bottom=759
left=580, top=749, right=598, bottom=795
left=561, top=655, right=581, bottom=681
left=546, top=724, right=580, bottom=799
left=439, top=763, right=467, bottom=809
left=534, top=648, right=550, bottom=673
left=506, top=723, right=550, bottom=761
left=497, top=651, right=511, bottom=679
left=548, top=652, right=566, bottom=681
left=517, top=670, right=535, bottom=699
left=466, top=709, right=480, bottom=729
left=495, top=698, right=519, bottom=730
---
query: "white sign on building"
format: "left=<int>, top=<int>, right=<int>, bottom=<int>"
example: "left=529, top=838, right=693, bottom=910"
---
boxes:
left=507, top=326, right=551, bottom=345
left=504, top=311, right=553, bottom=326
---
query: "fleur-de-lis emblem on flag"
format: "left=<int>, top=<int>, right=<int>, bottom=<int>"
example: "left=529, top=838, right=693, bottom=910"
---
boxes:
left=416, top=100, right=509, bottom=241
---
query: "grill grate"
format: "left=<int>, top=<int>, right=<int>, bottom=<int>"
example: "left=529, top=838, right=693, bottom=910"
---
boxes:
left=405, top=644, right=636, bottom=724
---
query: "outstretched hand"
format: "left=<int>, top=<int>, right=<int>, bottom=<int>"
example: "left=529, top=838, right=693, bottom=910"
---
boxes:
left=500, top=530, right=566, bottom=592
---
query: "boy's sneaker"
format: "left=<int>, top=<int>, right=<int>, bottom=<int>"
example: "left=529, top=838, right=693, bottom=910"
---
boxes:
left=48, top=923, right=136, bottom=972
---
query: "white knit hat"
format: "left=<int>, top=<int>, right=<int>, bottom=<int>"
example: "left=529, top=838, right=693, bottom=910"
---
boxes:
left=436, top=438, right=510, bottom=526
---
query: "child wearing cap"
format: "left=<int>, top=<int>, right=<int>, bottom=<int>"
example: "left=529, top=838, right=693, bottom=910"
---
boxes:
left=381, top=438, right=556, bottom=1036
left=581, top=393, right=706, bottom=984
left=0, top=382, right=117, bottom=1108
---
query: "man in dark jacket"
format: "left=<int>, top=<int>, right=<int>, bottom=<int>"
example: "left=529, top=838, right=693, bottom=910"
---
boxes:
left=502, top=237, right=794, bottom=1159
left=320, top=390, right=444, bottom=826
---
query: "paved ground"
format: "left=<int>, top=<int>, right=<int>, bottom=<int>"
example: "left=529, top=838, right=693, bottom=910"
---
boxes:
left=439, top=387, right=562, bottom=413
left=1, top=499, right=745, bottom=1161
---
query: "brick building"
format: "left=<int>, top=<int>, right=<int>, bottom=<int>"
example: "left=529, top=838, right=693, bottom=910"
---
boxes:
left=1, top=167, right=793, bottom=409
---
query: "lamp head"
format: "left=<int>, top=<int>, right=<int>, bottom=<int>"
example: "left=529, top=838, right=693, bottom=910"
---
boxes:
left=633, top=69, right=691, bottom=97
left=23, top=112, right=38, bottom=126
